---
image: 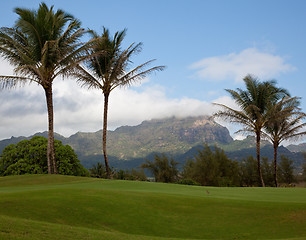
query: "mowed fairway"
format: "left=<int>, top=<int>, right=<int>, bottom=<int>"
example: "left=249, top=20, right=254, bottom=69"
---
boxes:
left=0, top=175, right=305, bottom=240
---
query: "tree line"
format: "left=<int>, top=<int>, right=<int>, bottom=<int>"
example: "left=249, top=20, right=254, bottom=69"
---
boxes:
left=0, top=135, right=305, bottom=187
left=141, top=146, right=305, bottom=187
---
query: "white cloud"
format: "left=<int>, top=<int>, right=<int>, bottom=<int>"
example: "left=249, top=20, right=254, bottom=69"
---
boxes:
left=0, top=75, right=229, bottom=139
left=190, top=48, right=296, bottom=82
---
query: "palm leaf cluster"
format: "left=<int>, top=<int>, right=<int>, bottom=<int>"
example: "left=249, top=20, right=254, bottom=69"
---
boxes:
left=214, top=75, right=306, bottom=187
left=74, top=28, right=164, bottom=93
left=0, top=3, right=87, bottom=89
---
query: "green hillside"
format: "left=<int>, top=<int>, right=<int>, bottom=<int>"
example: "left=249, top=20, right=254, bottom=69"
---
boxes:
left=0, top=175, right=305, bottom=240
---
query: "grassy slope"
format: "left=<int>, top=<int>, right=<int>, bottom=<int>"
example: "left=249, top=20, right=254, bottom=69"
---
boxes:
left=0, top=175, right=305, bottom=240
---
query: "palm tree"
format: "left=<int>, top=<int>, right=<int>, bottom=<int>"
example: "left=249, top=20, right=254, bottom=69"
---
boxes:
left=72, top=28, right=165, bottom=178
left=263, top=96, right=306, bottom=187
left=0, top=3, right=90, bottom=174
left=214, top=75, right=288, bottom=187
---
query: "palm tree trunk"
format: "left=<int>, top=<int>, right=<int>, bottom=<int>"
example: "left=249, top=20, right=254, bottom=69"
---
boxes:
left=103, top=92, right=112, bottom=179
left=273, top=142, right=278, bottom=187
left=44, top=85, right=57, bottom=174
left=256, top=132, right=265, bottom=187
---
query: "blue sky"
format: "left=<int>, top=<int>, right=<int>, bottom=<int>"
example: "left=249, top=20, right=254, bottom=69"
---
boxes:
left=0, top=0, right=305, bottom=144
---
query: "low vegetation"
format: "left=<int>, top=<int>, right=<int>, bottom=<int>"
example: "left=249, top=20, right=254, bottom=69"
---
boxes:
left=89, top=162, right=146, bottom=181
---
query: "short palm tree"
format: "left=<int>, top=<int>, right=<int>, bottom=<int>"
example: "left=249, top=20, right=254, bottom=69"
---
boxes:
left=72, top=28, right=165, bottom=178
left=263, top=96, right=306, bottom=187
left=0, top=3, right=90, bottom=174
left=214, top=75, right=288, bottom=187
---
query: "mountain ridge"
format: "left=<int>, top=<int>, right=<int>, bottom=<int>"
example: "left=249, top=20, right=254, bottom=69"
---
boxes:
left=0, top=115, right=305, bottom=171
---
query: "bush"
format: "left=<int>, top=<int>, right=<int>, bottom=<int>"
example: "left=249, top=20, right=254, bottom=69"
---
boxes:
left=141, top=154, right=179, bottom=183
left=182, top=145, right=240, bottom=186
left=239, top=156, right=259, bottom=186
left=278, top=155, right=296, bottom=184
left=114, top=168, right=147, bottom=181
left=89, top=162, right=147, bottom=181
left=176, top=179, right=200, bottom=186
left=0, top=136, right=88, bottom=176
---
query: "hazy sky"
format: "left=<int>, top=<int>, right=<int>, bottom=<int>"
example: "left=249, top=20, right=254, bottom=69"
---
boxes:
left=0, top=0, right=305, bottom=143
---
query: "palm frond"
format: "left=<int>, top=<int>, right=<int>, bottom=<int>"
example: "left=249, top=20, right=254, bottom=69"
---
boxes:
left=72, top=64, right=102, bottom=90
left=0, top=75, right=36, bottom=89
left=263, top=95, right=306, bottom=145
left=0, top=27, right=36, bottom=66
left=112, top=61, right=165, bottom=90
left=213, top=103, right=255, bottom=129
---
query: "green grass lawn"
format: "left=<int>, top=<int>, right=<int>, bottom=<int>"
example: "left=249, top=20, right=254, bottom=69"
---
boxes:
left=0, top=175, right=305, bottom=240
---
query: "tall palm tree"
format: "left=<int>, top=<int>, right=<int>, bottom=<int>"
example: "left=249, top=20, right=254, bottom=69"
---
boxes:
left=263, top=96, right=306, bottom=187
left=72, top=28, right=165, bottom=178
left=0, top=3, right=90, bottom=174
left=214, top=75, right=288, bottom=187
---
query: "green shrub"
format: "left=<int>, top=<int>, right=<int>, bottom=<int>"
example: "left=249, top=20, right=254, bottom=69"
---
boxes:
left=141, top=154, right=179, bottom=183
left=182, top=145, right=240, bottom=186
left=0, top=136, right=88, bottom=176
left=176, top=179, right=200, bottom=186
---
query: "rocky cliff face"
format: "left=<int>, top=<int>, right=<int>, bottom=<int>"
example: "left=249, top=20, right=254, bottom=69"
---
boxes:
left=104, top=116, right=233, bottom=159
left=287, top=143, right=306, bottom=153
left=0, top=115, right=233, bottom=160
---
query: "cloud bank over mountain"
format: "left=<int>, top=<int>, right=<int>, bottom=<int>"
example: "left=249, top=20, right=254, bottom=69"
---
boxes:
left=0, top=58, right=234, bottom=139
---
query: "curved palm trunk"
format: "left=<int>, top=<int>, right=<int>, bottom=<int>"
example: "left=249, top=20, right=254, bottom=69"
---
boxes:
left=103, top=92, right=112, bottom=179
left=273, top=142, right=279, bottom=187
left=44, top=85, right=57, bottom=174
left=256, top=132, right=265, bottom=187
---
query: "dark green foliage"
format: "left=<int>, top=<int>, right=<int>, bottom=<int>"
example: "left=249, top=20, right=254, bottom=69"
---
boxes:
left=176, top=179, right=200, bottom=186
left=114, top=168, right=147, bottom=181
left=182, top=145, right=240, bottom=186
left=89, top=162, right=107, bottom=178
left=261, top=157, right=274, bottom=186
left=239, top=156, right=259, bottom=186
left=89, top=161, right=147, bottom=181
left=278, top=155, right=295, bottom=184
left=239, top=155, right=297, bottom=187
left=141, top=154, right=179, bottom=183
left=0, top=136, right=88, bottom=176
